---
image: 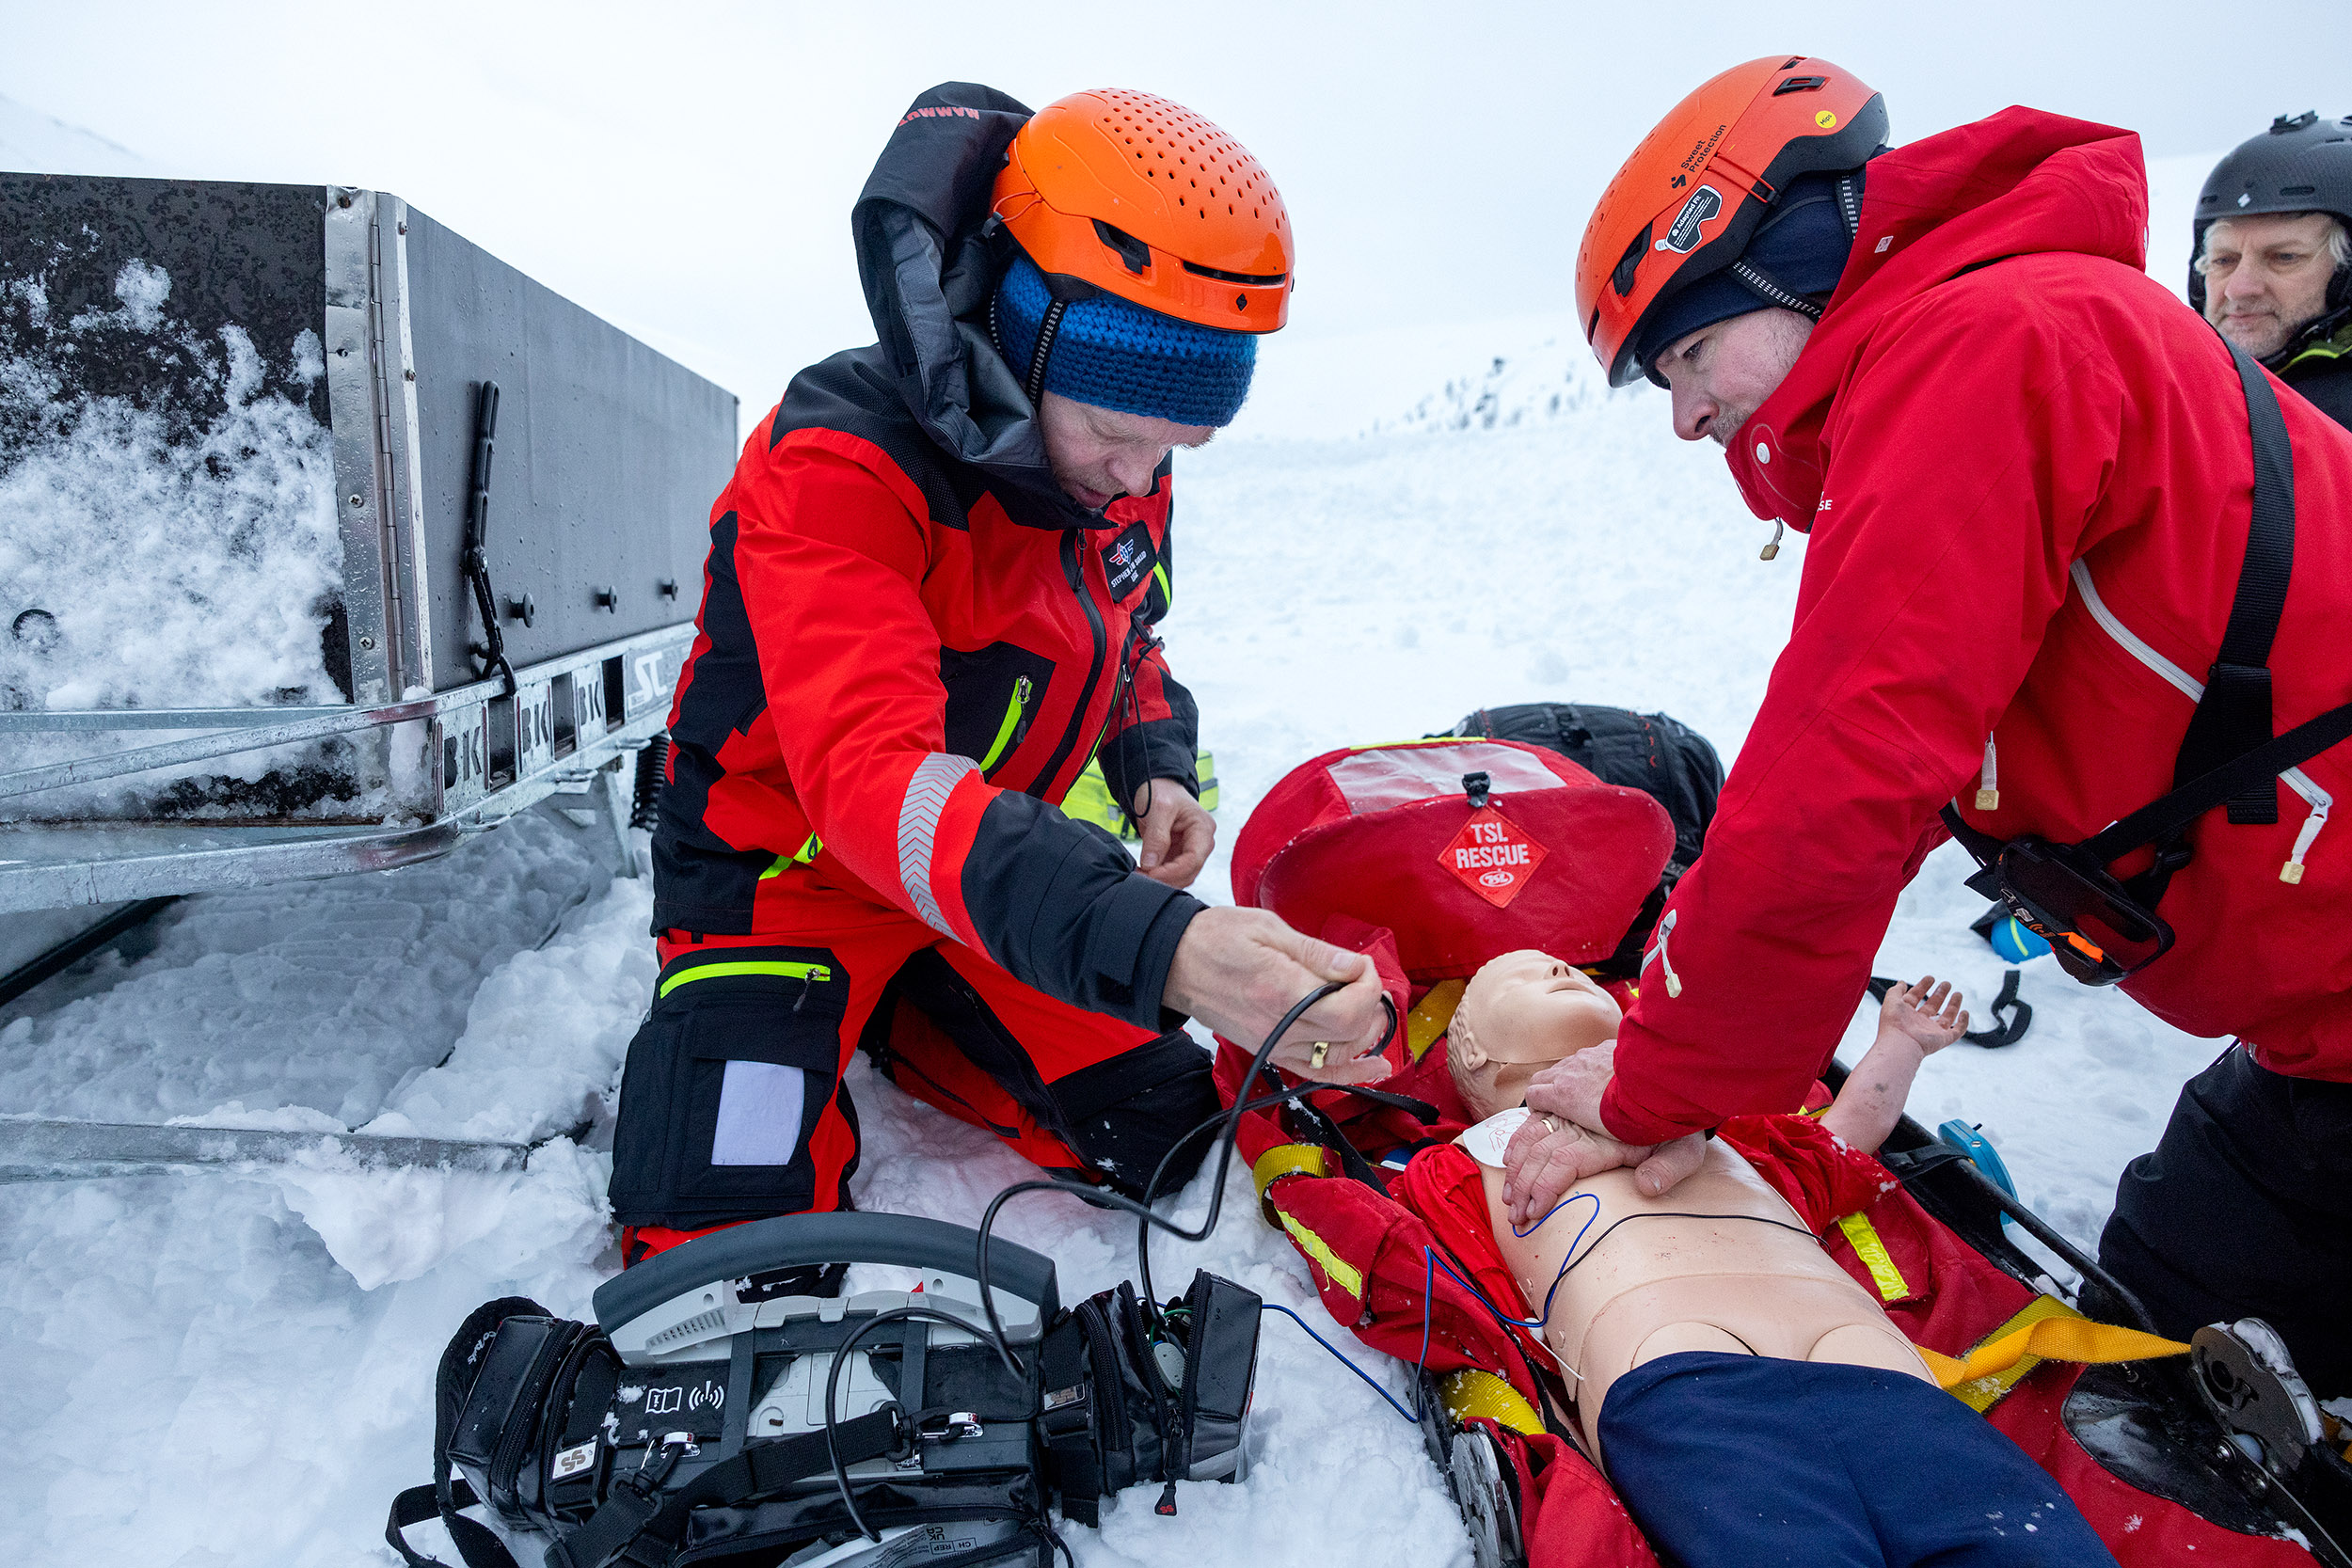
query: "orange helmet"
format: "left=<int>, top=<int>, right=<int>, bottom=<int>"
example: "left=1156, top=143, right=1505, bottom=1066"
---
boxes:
left=992, top=89, right=1293, bottom=333
left=1578, top=55, right=1888, bottom=386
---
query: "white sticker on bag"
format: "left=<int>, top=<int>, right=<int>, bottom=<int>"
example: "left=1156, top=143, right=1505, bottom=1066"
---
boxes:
left=551, top=1439, right=598, bottom=1480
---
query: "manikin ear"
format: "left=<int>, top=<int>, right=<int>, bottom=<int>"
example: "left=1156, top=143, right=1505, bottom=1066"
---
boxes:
left=1449, top=1017, right=1488, bottom=1070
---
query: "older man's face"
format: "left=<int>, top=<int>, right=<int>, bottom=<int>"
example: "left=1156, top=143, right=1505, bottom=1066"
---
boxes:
left=1656, top=307, right=1816, bottom=448
left=2202, top=213, right=2341, bottom=359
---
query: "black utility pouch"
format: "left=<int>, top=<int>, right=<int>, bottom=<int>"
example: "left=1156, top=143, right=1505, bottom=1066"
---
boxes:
left=1171, top=1271, right=1262, bottom=1482
left=447, top=1315, right=595, bottom=1527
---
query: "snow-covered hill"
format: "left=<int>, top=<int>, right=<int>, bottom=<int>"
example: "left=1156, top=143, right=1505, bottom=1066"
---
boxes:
left=0, top=93, right=153, bottom=177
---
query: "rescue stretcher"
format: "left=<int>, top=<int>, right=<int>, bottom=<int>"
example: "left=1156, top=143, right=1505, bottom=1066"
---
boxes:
left=1214, top=735, right=2352, bottom=1567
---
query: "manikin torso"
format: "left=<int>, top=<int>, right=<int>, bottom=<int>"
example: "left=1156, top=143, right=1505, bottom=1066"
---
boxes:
left=1458, top=1107, right=1931, bottom=1466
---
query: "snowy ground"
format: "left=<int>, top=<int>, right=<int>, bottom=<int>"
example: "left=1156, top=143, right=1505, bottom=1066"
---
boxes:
left=0, top=155, right=2236, bottom=1568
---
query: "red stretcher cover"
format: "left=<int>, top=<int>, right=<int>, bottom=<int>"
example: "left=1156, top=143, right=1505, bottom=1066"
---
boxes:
left=1219, top=739, right=2314, bottom=1568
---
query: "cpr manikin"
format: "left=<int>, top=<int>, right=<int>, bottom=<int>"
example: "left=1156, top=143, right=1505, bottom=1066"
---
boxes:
left=1449, top=949, right=1964, bottom=1465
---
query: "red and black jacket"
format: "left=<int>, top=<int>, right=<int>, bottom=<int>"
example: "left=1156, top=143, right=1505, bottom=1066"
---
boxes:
left=652, top=83, right=1204, bottom=1029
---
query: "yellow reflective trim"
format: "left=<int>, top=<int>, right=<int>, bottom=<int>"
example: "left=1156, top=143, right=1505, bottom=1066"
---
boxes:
left=1835, top=1212, right=1913, bottom=1303
left=1406, top=979, right=1465, bottom=1063
left=1278, top=1211, right=1364, bottom=1300
left=1920, top=1295, right=2190, bottom=1412
left=759, top=834, right=822, bottom=879
left=1251, top=1143, right=1328, bottom=1223
left=978, top=676, right=1033, bottom=773
left=1438, top=1369, right=1545, bottom=1438
left=658, top=959, right=832, bottom=999
left=1152, top=562, right=1171, bottom=606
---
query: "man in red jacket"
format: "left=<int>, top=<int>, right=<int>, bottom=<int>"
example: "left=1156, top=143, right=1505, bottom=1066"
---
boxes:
left=1502, top=57, right=2352, bottom=1392
left=609, top=85, right=1389, bottom=1265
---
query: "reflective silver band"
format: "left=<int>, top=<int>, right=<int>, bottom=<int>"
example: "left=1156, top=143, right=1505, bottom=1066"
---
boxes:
left=898, top=752, right=978, bottom=934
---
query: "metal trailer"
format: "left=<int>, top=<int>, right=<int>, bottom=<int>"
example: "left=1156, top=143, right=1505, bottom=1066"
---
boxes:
left=0, top=172, right=735, bottom=1177
left=0, top=172, right=736, bottom=913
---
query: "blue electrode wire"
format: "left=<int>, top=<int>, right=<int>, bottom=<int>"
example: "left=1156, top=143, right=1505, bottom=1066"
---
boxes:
left=1255, top=1187, right=1605, bottom=1427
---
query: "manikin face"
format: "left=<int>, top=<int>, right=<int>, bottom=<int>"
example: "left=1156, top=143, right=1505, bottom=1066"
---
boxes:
left=1036, top=391, right=1216, bottom=512
left=1447, top=949, right=1624, bottom=1121
left=1655, top=307, right=1815, bottom=448
left=2201, top=214, right=2342, bottom=360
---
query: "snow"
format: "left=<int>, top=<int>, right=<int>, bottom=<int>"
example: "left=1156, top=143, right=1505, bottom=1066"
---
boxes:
left=0, top=156, right=2244, bottom=1567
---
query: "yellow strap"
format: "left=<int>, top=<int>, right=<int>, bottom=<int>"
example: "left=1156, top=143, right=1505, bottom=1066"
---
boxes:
left=1252, top=1143, right=1328, bottom=1222
left=657, top=959, right=831, bottom=999
left=1438, top=1369, right=1545, bottom=1438
left=1278, top=1211, right=1364, bottom=1300
left=1406, top=979, right=1465, bottom=1063
left=1835, top=1212, right=1914, bottom=1303
left=1918, top=1297, right=2189, bottom=1409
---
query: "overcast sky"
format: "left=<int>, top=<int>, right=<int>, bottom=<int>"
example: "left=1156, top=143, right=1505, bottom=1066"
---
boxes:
left=5, top=0, right=2346, bottom=420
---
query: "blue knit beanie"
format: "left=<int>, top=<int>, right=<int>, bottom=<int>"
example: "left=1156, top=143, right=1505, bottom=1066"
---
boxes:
left=993, top=252, right=1257, bottom=428
left=1630, top=170, right=1864, bottom=384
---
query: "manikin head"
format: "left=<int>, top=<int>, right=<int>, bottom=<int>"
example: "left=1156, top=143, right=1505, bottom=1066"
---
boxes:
left=2198, top=213, right=2349, bottom=361
left=1447, top=949, right=1625, bottom=1121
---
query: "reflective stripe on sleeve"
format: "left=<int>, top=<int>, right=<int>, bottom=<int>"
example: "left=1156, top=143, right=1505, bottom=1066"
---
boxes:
left=897, top=752, right=979, bottom=934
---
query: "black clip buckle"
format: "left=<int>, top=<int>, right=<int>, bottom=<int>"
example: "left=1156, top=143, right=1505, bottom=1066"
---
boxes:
left=1462, top=771, right=1492, bottom=810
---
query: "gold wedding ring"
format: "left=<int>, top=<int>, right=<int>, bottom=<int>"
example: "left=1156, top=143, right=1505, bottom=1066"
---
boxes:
left=1309, top=1041, right=1330, bottom=1069
left=1541, top=1116, right=1562, bottom=1134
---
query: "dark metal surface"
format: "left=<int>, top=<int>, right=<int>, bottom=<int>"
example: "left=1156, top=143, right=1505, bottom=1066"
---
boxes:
left=399, top=205, right=735, bottom=690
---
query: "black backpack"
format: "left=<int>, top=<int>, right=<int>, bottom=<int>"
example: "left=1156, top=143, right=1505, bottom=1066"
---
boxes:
left=1445, top=703, right=1724, bottom=978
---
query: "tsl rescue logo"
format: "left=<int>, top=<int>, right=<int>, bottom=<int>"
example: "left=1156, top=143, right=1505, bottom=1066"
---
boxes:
left=1100, top=520, right=1157, bottom=601
left=1655, top=185, right=1722, bottom=255
left=1439, top=806, right=1548, bottom=910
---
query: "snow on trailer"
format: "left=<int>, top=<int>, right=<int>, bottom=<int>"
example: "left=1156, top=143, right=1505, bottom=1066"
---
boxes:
left=0, top=171, right=734, bottom=913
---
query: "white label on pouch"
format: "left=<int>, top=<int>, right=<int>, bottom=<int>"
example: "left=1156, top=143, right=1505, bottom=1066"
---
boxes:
left=551, top=1439, right=598, bottom=1480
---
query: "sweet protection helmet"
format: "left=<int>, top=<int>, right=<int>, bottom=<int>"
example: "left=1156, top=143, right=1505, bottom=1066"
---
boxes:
left=2189, top=111, right=2352, bottom=314
left=1577, top=55, right=1888, bottom=387
left=992, top=89, right=1294, bottom=332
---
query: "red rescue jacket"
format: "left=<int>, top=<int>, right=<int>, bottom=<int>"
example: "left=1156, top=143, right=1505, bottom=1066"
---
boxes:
left=1605, top=108, right=2352, bottom=1143
left=652, top=85, right=1203, bottom=1026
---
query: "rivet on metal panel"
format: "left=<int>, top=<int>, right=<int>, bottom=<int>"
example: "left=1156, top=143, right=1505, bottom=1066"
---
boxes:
left=358, top=637, right=376, bottom=651
left=658, top=579, right=678, bottom=600
left=505, top=594, right=537, bottom=627
left=348, top=494, right=364, bottom=508
left=594, top=588, right=619, bottom=611
left=403, top=369, right=415, bottom=382
left=397, top=221, right=407, bottom=234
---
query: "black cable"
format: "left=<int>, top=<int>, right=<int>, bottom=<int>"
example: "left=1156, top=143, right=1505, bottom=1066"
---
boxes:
left=973, top=983, right=1392, bottom=1377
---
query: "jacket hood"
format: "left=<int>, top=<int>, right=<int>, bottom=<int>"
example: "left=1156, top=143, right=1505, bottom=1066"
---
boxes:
left=850, top=82, right=1101, bottom=530
left=1727, top=107, right=2151, bottom=527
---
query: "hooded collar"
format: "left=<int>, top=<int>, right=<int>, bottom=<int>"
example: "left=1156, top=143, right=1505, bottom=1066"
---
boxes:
left=1723, top=107, right=2151, bottom=528
left=850, top=83, right=1105, bottom=531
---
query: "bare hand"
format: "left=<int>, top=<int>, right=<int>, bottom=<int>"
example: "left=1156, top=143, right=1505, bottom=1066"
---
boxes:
left=1163, top=907, right=1393, bottom=1084
left=1133, top=778, right=1214, bottom=888
left=1878, top=976, right=1968, bottom=1055
left=1502, top=1042, right=1708, bottom=1223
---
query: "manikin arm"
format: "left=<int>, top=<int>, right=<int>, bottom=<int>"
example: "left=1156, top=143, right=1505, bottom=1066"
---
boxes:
left=1818, top=977, right=1967, bottom=1152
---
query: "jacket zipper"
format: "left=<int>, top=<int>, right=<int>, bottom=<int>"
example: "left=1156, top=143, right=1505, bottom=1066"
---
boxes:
left=2069, top=559, right=2331, bottom=884
left=1032, top=531, right=1108, bottom=797
left=978, top=675, right=1035, bottom=775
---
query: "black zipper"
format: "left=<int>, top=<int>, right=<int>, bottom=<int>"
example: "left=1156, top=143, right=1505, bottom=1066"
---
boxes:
left=1030, top=531, right=1108, bottom=798
left=1076, top=1297, right=1130, bottom=1483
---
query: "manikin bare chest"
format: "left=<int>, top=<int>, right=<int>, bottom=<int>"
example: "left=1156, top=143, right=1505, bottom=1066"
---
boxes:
left=1460, top=1108, right=1931, bottom=1465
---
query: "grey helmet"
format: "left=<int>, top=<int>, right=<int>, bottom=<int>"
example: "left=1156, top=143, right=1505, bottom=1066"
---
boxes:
left=2191, top=111, right=2352, bottom=314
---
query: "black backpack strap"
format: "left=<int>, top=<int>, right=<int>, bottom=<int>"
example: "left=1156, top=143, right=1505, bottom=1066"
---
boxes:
left=2081, top=698, right=2352, bottom=868
left=546, top=1408, right=905, bottom=1568
left=2173, top=340, right=2298, bottom=828
left=387, top=1478, right=520, bottom=1568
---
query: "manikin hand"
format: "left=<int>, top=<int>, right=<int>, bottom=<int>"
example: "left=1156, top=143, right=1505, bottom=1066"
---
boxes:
left=1502, top=1041, right=1708, bottom=1227
left=1133, top=778, right=1214, bottom=888
left=1164, top=907, right=1394, bottom=1084
left=1877, top=976, right=1968, bottom=1054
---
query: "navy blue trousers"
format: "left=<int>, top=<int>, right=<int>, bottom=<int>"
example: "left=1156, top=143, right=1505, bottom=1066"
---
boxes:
left=1598, top=1352, right=2118, bottom=1567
